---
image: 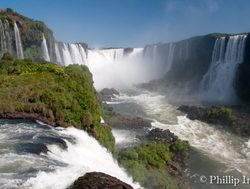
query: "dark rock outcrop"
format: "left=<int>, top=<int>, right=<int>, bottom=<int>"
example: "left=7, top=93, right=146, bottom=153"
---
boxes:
left=235, top=33, right=250, bottom=103
left=178, top=105, right=250, bottom=137
left=71, top=172, right=133, bottom=189
left=99, top=88, right=120, bottom=101
left=18, top=142, right=49, bottom=154
left=145, top=128, right=178, bottom=143
left=111, top=116, right=151, bottom=129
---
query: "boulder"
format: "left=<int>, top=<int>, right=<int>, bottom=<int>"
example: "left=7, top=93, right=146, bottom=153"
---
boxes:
left=99, top=88, right=120, bottom=101
left=146, top=128, right=178, bottom=143
left=71, top=172, right=133, bottom=189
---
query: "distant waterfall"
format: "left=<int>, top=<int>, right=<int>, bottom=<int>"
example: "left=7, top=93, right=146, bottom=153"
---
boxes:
left=0, top=19, right=12, bottom=57
left=164, top=43, right=176, bottom=73
left=143, top=43, right=176, bottom=78
left=14, top=22, right=24, bottom=59
left=41, top=34, right=50, bottom=61
left=200, top=35, right=247, bottom=103
left=55, top=42, right=87, bottom=66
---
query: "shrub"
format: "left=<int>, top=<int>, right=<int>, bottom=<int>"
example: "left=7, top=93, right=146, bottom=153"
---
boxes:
left=0, top=59, right=115, bottom=151
left=207, top=107, right=236, bottom=121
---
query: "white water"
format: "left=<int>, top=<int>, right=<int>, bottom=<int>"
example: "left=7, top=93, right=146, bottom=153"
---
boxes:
left=87, top=48, right=149, bottom=89
left=112, top=129, right=141, bottom=149
left=54, top=42, right=180, bottom=89
left=143, top=43, right=176, bottom=78
left=24, top=127, right=140, bottom=189
left=200, top=35, right=247, bottom=103
left=116, top=91, right=250, bottom=176
left=0, top=20, right=12, bottom=57
left=55, top=42, right=87, bottom=66
left=0, top=120, right=140, bottom=189
left=14, top=22, right=24, bottom=59
left=41, top=34, right=50, bottom=61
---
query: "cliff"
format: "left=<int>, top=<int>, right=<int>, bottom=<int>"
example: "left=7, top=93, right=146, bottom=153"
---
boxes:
left=0, top=53, right=115, bottom=151
left=0, top=8, right=56, bottom=62
left=236, top=34, right=250, bottom=103
left=141, top=33, right=250, bottom=104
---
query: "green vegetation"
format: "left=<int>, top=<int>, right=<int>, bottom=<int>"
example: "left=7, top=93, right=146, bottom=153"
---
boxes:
left=118, top=140, right=190, bottom=189
left=0, top=9, right=55, bottom=62
left=0, top=53, right=115, bottom=151
left=206, top=107, right=236, bottom=121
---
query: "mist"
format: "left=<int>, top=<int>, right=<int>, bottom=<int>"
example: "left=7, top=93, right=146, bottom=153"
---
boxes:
left=86, top=48, right=165, bottom=90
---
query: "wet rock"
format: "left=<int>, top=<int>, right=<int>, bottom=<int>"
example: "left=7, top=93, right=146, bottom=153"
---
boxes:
left=99, top=88, right=120, bottom=101
left=111, top=116, right=151, bottom=129
left=145, top=128, right=178, bottom=143
left=18, top=143, right=49, bottom=154
left=38, top=136, right=68, bottom=149
left=71, top=172, right=133, bottom=189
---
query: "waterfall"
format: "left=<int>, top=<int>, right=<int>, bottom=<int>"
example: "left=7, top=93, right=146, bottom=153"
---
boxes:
left=200, top=35, right=247, bottom=103
left=0, top=120, right=140, bottom=189
left=55, top=42, right=87, bottom=66
left=164, top=43, right=176, bottom=73
left=14, top=22, right=24, bottom=59
left=55, top=43, right=63, bottom=65
left=142, top=43, right=176, bottom=78
left=0, top=19, right=12, bottom=57
left=87, top=48, right=124, bottom=64
left=41, top=34, right=50, bottom=61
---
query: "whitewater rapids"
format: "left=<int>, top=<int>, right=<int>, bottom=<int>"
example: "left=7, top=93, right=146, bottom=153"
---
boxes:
left=0, top=119, right=140, bottom=189
left=113, top=91, right=250, bottom=177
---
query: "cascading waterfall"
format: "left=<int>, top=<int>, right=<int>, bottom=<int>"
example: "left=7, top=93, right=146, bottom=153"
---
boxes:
left=53, top=42, right=180, bottom=89
left=0, top=19, right=12, bottom=57
left=41, top=34, right=50, bottom=61
left=200, top=35, right=247, bottom=103
left=54, top=42, right=63, bottom=65
left=14, top=22, right=24, bottom=59
left=163, top=43, right=176, bottom=73
left=87, top=48, right=145, bottom=89
left=55, top=42, right=87, bottom=66
left=143, top=43, right=177, bottom=78
left=0, top=120, right=140, bottom=189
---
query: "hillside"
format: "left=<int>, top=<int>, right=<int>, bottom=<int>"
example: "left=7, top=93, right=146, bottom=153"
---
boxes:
left=0, top=53, right=115, bottom=151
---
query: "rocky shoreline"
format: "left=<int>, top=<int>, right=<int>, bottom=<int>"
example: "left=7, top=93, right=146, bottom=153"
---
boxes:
left=178, top=105, right=250, bottom=137
left=99, top=88, right=190, bottom=189
left=0, top=112, right=56, bottom=126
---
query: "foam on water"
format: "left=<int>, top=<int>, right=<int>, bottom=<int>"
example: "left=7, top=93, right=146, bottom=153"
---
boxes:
left=24, top=127, right=140, bottom=189
left=112, top=129, right=140, bottom=148
left=0, top=121, right=141, bottom=189
left=117, top=91, right=250, bottom=176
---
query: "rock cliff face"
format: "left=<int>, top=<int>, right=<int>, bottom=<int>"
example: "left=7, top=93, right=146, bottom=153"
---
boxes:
left=0, top=8, right=56, bottom=62
left=236, top=34, right=250, bottom=103
left=141, top=33, right=250, bottom=104
left=1, top=9, right=250, bottom=104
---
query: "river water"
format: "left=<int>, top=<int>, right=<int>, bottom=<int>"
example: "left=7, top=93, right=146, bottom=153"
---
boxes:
left=109, top=90, right=250, bottom=189
left=0, top=119, right=139, bottom=189
left=1, top=90, right=250, bottom=189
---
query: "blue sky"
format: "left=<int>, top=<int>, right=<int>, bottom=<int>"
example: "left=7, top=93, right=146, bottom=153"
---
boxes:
left=1, top=0, right=250, bottom=47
